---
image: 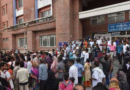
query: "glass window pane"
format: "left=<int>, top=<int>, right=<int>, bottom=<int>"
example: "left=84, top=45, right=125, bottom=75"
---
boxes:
left=98, top=16, right=105, bottom=25
left=116, top=13, right=124, bottom=22
left=91, top=19, right=97, bottom=25
left=42, top=36, right=48, bottom=46
left=19, top=0, right=23, bottom=8
left=108, top=16, right=116, bottom=23
left=50, top=36, right=54, bottom=46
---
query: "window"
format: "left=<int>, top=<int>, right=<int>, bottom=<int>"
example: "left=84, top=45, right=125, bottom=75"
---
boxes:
left=41, top=10, right=51, bottom=18
left=2, top=7, right=5, bottom=15
left=91, top=15, right=105, bottom=25
left=108, top=12, right=125, bottom=23
left=3, top=21, right=8, bottom=29
left=18, top=38, right=27, bottom=47
left=3, top=38, right=9, bottom=42
left=3, top=38, right=6, bottom=42
left=40, top=35, right=56, bottom=47
left=18, top=0, right=23, bottom=8
left=18, top=18, right=24, bottom=24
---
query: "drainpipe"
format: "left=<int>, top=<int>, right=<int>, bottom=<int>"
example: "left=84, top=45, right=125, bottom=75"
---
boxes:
left=13, top=0, right=17, bottom=25
left=35, top=0, right=38, bottom=19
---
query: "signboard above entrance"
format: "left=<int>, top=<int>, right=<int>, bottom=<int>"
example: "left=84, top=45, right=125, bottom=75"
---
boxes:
left=108, top=22, right=130, bottom=32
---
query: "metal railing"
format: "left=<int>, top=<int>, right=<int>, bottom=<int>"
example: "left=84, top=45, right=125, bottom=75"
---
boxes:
left=5, top=16, right=53, bottom=31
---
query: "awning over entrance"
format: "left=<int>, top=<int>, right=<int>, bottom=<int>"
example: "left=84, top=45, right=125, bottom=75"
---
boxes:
left=79, top=1, right=130, bottom=19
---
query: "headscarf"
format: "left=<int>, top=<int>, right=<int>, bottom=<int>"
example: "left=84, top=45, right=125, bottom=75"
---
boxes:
left=118, top=71, right=127, bottom=84
left=109, top=78, right=121, bottom=90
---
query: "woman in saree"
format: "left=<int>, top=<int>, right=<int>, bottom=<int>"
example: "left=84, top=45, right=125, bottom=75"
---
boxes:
left=109, top=78, right=121, bottom=90
left=30, top=63, right=40, bottom=90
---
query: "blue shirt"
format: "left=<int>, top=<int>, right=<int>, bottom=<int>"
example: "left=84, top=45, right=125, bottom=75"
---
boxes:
left=116, top=40, right=119, bottom=45
left=74, top=63, right=85, bottom=77
left=39, top=64, right=48, bottom=80
left=69, top=52, right=73, bottom=59
left=116, top=44, right=123, bottom=54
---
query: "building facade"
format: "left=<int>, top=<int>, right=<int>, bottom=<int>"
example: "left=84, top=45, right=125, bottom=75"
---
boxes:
left=0, top=0, right=130, bottom=52
left=0, top=0, right=82, bottom=52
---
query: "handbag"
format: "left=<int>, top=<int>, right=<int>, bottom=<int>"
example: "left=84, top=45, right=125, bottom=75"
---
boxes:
left=98, top=52, right=103, bottom=59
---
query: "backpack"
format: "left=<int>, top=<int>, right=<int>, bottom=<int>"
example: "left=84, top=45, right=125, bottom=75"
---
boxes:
left=59, top=81, right=73, bottom=90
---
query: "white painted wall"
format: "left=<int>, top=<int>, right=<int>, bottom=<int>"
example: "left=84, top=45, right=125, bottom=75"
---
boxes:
left=16, top=7, right=23, bottom=17
left=38, top=0, right=51, bottom=9
left=79, top=1, right=130, bottom=19
left=38, top=0, right=52, bottom=15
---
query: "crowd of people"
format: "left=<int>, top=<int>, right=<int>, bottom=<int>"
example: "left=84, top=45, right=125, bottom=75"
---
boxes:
left=0, top=36, right=130, bottom=90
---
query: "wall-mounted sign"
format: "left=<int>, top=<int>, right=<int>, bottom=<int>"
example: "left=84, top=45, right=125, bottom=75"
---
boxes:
left=59, top=42, right=68, bottom=47
left=108, top=22, right=130, bottom=32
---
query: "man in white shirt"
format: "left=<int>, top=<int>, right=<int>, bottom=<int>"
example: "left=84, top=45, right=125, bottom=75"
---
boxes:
left=107, top=38, right=111, bottom=54
left=68, top=59, right=78, bottom=85
left=96, top=37, right=102, bottom=51
left=4, top=64, right=14, bottom=89
left=17, top=61, right=29, bottom=90
left=92, top=61, right=105, bottom=87
left=89, top=38, right=94, bottom=47
left=84, top=49, right=89, bottom=63
left=123, top=41, right=129, bottom=54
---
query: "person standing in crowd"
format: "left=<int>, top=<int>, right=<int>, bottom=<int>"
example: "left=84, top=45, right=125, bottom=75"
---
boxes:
left=96, top=36, right=102, bottom=51
left=73, top=47, right=78, bottom=60
left=91, top=61, right=105, bottom=87
left=80, top=48, right=85, bottom=65
left=92, top=83, right=108, bottom=90
left=27, top=56, right=32, bottom=87
left=4, top=63, right=14, bottom=90
left=108, top=41, right=116, bottom=59
left=88, top=44, right=92, bottom=59
left=102, top=39, right=107, bottom=55
left=17, top=61, right=29, bottom=90
left=69, top=50, right=74, bottom=60
left=89, top=38, right=94, bottom=47
left=107, top=38, right=111, bottom=54
left=99, top=55, right=111, bottom=86
left=45, top=52, right=52, bottom=71
left=109, top=78, right=121, bottom=90
left=104, top=54, right=113, bottom=80
left=94, top=44, right=100, bottom=58
left=13, top=60, right=20, bottom=90
left=123, top=41, right=129, bottom=55
left=84, top=49, right=89, bottom=64
left=83, top=39, right=88, bottom=49
left=123, top=47, right=130, bottom=73
left=116, top=70, right=129, bottom=90
left=68, top=59, right=78, bottom=85
left=74, top=58, right=85, bottom=84
left=31, top=63, right=40, bottom=90
left=46, top=70, right=59, bottom=90
left=39, top=58, right=48, bottom=90
left=84, top=59, right=91, bottom=87
left=56, top=56, right=65, bottom=82
left=126, top=61, right=130, bottom=90
left=51, top=56, right=58, bottom=74
left=59, top=73, right=73, bottom=90
left=116, top=41, right=123, bottom=65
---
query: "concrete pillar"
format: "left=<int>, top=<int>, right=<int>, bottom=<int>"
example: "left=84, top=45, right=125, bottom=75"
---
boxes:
left=73, top=0, right=83, bottom=39
left=9, top=34, right=16, bottom=50
left=27, top=31, right=36, bottom=52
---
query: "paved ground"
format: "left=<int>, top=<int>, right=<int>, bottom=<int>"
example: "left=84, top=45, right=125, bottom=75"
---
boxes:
left=29, top=58, right=121, bottom=90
